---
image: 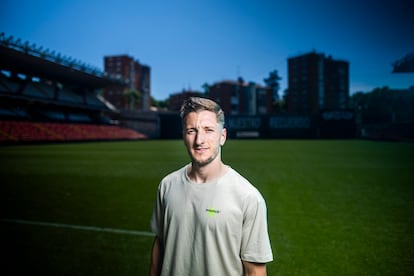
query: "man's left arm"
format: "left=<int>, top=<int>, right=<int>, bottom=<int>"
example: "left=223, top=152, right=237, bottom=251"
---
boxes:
left=242, top=261, right=267, bottom=276
left=240, top=192, right=273, bottom=274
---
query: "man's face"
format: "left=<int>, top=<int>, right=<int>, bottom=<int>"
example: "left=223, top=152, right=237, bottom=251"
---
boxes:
left=183, top=110, right=226, bottom=167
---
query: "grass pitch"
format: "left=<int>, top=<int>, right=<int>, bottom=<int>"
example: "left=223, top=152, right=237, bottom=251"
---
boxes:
left=1, top=140, right=414, bottom=275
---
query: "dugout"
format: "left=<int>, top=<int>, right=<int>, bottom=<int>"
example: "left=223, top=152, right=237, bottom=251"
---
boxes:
left=318, top=109, right=356, bottom=139
left=158, top=112, right=182, bottom=139
left=225, top=115, right=317, bottom=139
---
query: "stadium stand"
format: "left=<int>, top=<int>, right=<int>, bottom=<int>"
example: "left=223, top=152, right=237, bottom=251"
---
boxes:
left=0, top=121, right=146, bottom=142
left=0, top=33, right=147, bottom=143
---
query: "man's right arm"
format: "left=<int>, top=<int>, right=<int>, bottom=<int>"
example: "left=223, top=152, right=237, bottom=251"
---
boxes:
left=150, top=236, right=162, bottom=276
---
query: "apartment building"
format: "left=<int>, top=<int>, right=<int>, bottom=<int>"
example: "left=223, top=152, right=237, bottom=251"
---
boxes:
left=103, top=55, right=151, bottom=111
left=287, top=51, right=349, bottom=115
left=208, top=79, right=273, bottom=115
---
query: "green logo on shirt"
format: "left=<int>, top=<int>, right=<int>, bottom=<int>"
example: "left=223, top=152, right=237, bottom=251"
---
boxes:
left=206, top=208, right=220, bottom=217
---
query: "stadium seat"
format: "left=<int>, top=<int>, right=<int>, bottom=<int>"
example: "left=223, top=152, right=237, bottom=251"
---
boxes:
left=0, top=120, right=147, bottom=143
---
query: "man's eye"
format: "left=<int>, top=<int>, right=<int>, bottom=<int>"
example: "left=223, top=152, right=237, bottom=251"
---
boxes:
left=187, top=129, right=195, bottom=134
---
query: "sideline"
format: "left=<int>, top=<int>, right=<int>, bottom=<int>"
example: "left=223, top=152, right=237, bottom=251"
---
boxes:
left=1, top=218, right=155, bottom=237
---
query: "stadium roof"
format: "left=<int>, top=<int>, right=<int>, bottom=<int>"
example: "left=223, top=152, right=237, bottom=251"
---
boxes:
left=0, top=33, right=128, bottom=88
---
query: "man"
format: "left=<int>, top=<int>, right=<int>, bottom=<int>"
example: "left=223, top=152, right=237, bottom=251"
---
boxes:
left=150, top=97, right=273, bottom=276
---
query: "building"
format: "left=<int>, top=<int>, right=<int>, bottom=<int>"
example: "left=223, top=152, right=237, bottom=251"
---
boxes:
left=103, top=55, right=151, bottom=111
left=168, top=90, right=204, bottom=111
left=208, top=79, right=273, bottom=115
left=287, top=51, right=349, bottom=115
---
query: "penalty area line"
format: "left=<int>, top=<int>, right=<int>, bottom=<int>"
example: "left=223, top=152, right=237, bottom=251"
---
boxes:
left=1, top=218, right=155, bottom=237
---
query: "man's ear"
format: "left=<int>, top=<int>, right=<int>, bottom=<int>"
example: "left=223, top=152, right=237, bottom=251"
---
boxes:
left=220, top=128, right=227, bottom=146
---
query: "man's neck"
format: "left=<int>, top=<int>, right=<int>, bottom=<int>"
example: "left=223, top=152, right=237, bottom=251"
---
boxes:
left=189, top=159, right=227, bottom=184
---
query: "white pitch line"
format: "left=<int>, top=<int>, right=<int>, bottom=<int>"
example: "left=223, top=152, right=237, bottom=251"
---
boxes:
left=1, top=218, right=155, bottom=237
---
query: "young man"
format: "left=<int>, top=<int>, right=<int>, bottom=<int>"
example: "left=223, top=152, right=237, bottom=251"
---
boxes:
left=150, top=97, right=273, bottom=276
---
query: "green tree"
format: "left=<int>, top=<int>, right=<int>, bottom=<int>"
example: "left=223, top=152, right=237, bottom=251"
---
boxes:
left=123, top=89, right=141, bottom=110
left=151, top=96, right=169, bottom=110
left=264, top=70, right=282, bottom=101
left=350, top=87, right=414, bottom=125
left=201, top=83, right=210, bottom=96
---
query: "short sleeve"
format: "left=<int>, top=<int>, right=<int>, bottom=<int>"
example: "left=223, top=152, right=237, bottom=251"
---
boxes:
left=240, top=193, right=273, bottom=263
left=150, top=183, right=164, bottom=238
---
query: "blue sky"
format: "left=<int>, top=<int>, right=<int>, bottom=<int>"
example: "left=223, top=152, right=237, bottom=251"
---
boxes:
left=1, top=0, right=413, bottom=100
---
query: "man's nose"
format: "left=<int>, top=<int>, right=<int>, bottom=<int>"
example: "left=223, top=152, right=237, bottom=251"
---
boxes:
left=195, top=130, right=205, bottom=145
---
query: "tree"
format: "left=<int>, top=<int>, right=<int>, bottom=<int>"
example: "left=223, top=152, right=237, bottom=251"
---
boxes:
left=350, top=87, right=414, bottom=125
left=151, top=96, right=169, bottom=110
left=123, top=89, right=141, bottom=110
left=201, top=83, right=210, bottom=96
left=264, top=70, right=282, bottom=101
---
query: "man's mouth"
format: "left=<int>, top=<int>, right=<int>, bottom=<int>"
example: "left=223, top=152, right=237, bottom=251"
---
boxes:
left=194, top=147, right=207, bottom=153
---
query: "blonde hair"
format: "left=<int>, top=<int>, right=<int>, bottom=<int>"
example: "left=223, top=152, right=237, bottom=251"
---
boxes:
left=180, top=97, right=225, bottom=127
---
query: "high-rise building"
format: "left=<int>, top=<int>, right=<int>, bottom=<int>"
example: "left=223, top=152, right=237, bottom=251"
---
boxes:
left=287, top=51, right=349, bottom=115
left=103, top=55, right=151, bottom=111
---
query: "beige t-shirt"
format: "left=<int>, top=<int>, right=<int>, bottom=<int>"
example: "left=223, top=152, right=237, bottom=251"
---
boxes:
left=151, top=165, right=273, bottom=276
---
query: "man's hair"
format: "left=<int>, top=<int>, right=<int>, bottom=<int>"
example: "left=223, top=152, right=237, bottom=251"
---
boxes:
left=180, top=97, right=225, bottom=127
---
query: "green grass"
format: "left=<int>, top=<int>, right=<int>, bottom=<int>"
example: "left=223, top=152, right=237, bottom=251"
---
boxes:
left=1, top=140, right=414, bottom=275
